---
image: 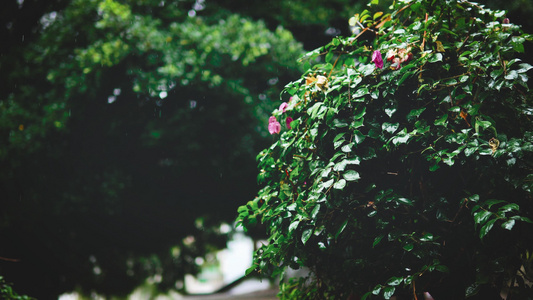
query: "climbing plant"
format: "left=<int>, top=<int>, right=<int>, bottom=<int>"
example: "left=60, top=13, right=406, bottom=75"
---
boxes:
left=238, top=0, right=533, bottom=299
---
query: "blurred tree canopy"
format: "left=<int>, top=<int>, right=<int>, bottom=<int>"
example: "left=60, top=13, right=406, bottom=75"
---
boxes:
left=0, top=0, right=307, bottom=297
left=0, top=0, right=532, bottom=299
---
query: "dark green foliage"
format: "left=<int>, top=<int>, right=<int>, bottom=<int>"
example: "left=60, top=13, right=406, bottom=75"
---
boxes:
left=0, top=276, right=33, bottom=300
left=238, top=0, right=533, bottom=299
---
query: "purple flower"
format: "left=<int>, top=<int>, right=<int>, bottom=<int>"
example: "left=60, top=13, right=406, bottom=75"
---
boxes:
left=268, top=116, right=281, bottom=134
left=371, top=50, right=383, bottom=69
left=286, top=117, right=293, bottom=129
left=279, top=102, right=288, bottom=113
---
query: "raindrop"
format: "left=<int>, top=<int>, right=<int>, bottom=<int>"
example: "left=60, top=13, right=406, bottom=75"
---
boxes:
left=195, top=257, right=204, bottom=265
left=268, top=77, right=279, bottom=85
left=193, top=0, right=206, bottom=11
left=175, top=281, right=184, bottom=289
left=325, top=27, right=341, bottom=36
left=93, top=266, right=102, bottom=275
left=40, top=11, right=57, bottom=29
left=153, top=274, right=162, bottom=283
left=220, top=223, right=231, bottom=234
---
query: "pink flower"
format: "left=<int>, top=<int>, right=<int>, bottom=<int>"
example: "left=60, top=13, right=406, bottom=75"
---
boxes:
left=371, top=50, right=383, bottom=69
left=397, top=48, right=413, bottom=63
left=268, top=116, right=281, bottom=134
left=392, top=57, right=402, bottom=70
left=286, top=117, right=293, bottom=129
left=386, top=49, right=397, bottom=61
left=279, top=102, right=288, bottom=113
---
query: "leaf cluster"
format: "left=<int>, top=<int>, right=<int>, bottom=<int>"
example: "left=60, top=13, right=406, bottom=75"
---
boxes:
left=238, top=0, right=533, bottom=299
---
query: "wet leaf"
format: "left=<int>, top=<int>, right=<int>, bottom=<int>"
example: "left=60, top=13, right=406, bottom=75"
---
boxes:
left=301, top=228, right=313, bottom=245
left=343, top=170, right=360, bottom=181
left=333, top=179, right=347, bottom=190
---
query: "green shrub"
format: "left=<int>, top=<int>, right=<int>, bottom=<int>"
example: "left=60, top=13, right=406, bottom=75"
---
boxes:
left=0, top=276, right=33, bottom=300
left=237, top=0, right=533, bottom=299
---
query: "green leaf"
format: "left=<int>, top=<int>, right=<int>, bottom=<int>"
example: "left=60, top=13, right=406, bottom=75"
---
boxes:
left=478, top=148, right=493, bottom=156
left=397, top=70, right=416, bottom=86
left=429, top=161, right=440, bottom=172
left=289, top=220, right=300, bottom=233
left=322, top=178, right=334, bottom=189
left=353, top=130, right=366, bottom=144
left=372, top=285, right=381, bottom=295
left=501, top=219, right=515, bottom=231
left=434, top=114, right=448, bottom=126
left=335, top=219, right=349, bottom=239
left=474, top=210, right=492, bottom=226
left=516, top=63, right=533, bottom=74
left=343, top=170, right=361, bottom=181
left=301, top=228, right=313, bottom=245
left=436, top=264, right=449, bottom=273
left=403, top=243, right=414, bottom=251
left=333, top=179, right=347, bottom=190
left=469, top=194, right=480, bottom=203
left=325, top=51, right=334, bottom=63
left=361, top=292, right=372, bottom=300
left=334, top=138, right=345, bottom=149
left=382, top=122, right=399, bottom=134
left=321, top=167, right=332, bottom=178
left=341, top=143, right=353, bottom=153
left=387, top=277, right=403, bottom=286
left=371, top=89, right=379, bottom=99
left=353, top=87, right=369, bottom=98
left=333, top=160, right=348, bottom=172
left=311, top=204, right=321, bottom=219
left=245, top=265, right=256, bottom=276
left=428, top=52, right=443, bottom=63
left=383, top=286, right=396, bottom=299
left=475, top=119, right=492, bottom=130
left=407, top=107, right=426, bottom=120
left=354, top=107, right=367, bottom=119
left=346, top=156, right=361, bottom=165
left=499, top=203, right=519, bottom=213
left=307, top=102, right=323, bottom=117
left=373, top=234, right=384, bottom=247
left=480, top=218, right=497, bottom=238
left=352, top=118, right=365, bottom=129
left=485, top=199, right=505, bottom=208
left=419, top=232, right=434, bottom=242
left=333, top=132, right=346, bottom=143
left=396, top=197, right=413, bottom=206
left=333, top=119, right=349, bottom=128
left=384, top=107, right=397, bottom=118
left=464, top=147, right=478, bottom=157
